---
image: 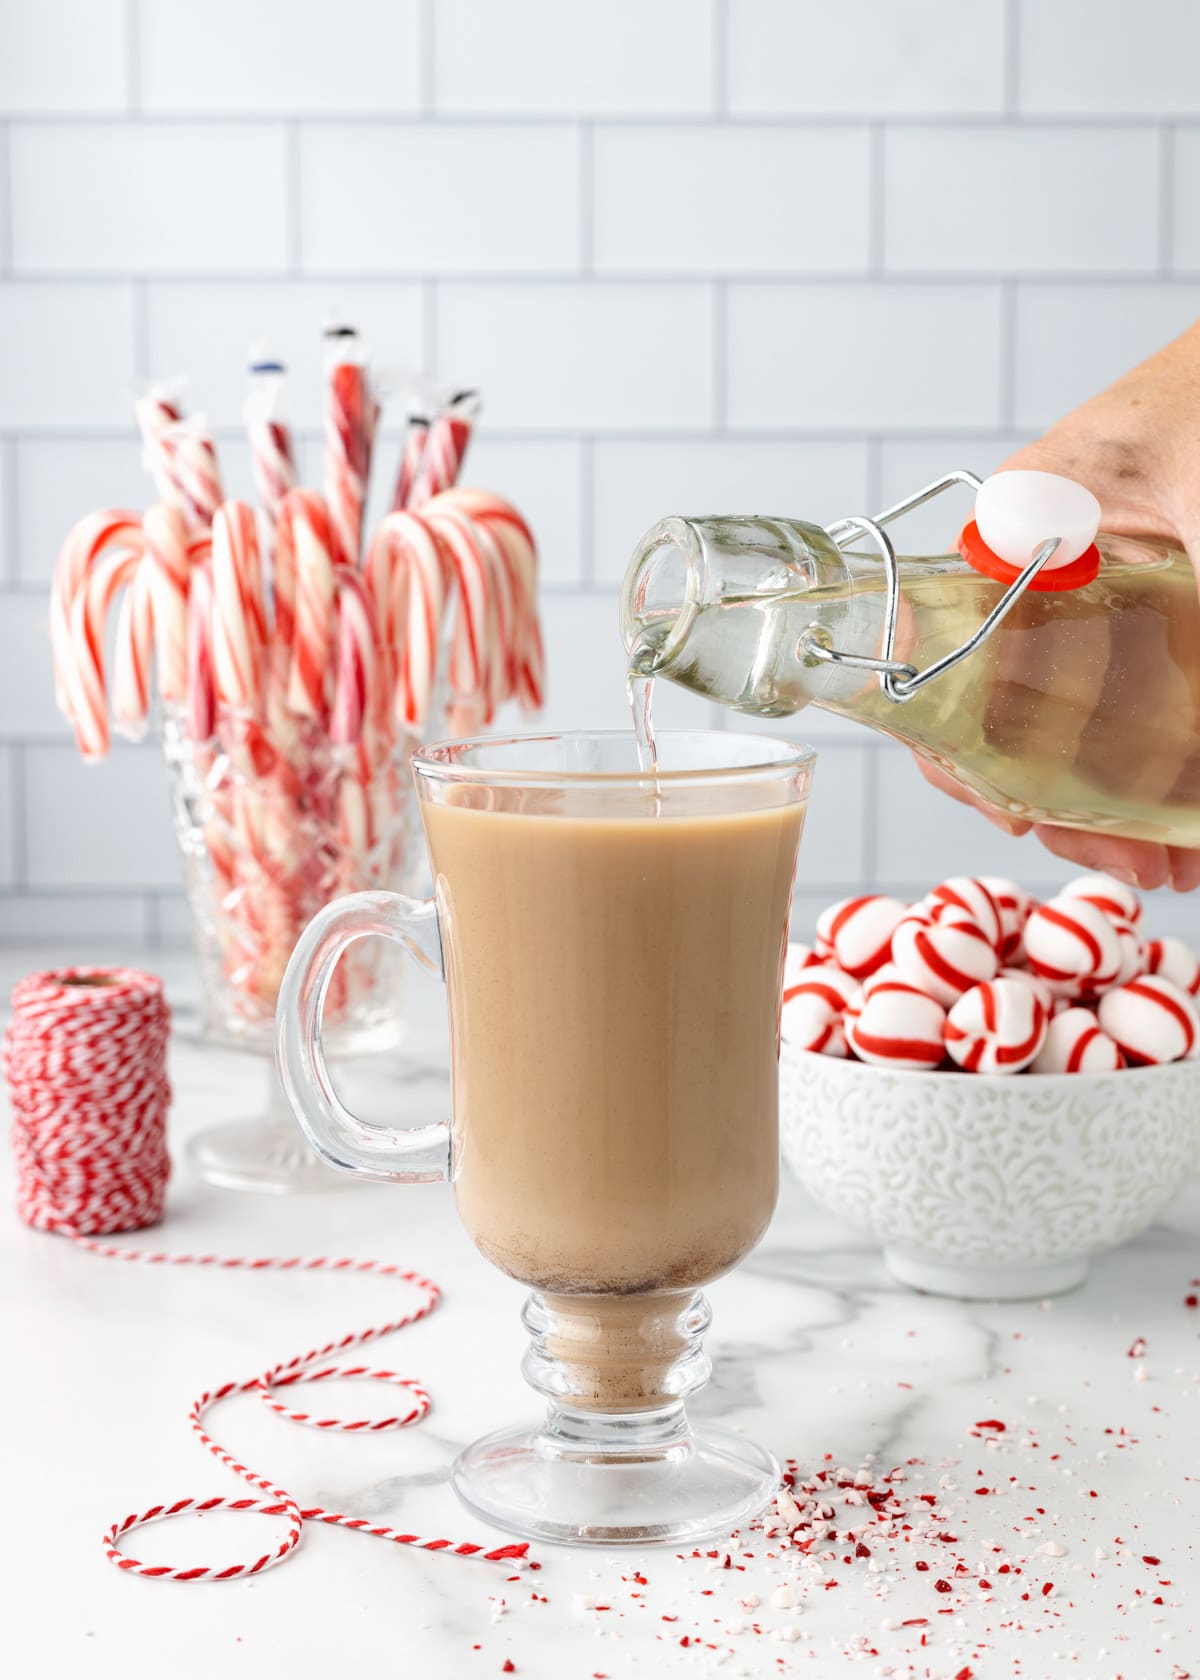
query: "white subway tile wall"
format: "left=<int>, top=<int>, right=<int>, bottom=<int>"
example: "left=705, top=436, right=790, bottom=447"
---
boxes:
left=1, top=0, right=1196, bottom=947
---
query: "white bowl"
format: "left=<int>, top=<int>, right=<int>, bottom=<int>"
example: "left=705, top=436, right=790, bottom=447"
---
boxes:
left=780, top=1048, right=1200, bottom=1300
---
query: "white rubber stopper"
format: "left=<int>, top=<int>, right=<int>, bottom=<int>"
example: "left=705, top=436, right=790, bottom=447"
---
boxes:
left=974, top=470, right=1101, bottom=571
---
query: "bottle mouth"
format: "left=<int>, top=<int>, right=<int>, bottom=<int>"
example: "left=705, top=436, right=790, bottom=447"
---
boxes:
left=620, top=517, right=707, bottom=676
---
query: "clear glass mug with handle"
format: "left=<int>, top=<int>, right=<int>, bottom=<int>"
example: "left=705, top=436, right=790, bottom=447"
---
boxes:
left=275, top=729, right=814, bottom=1546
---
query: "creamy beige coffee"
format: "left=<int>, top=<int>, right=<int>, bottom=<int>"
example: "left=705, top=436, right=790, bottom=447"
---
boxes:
left=421, top=789, right=804, bottom=1356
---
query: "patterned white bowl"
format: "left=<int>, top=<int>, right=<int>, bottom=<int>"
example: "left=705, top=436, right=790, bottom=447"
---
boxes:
left=780, top=1048, right=1200, bottom=1299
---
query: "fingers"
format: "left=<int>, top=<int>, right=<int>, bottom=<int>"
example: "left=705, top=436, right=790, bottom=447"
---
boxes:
left=1167, top=846, right=1200, bottom=893
left=1030, top=823, right=1171, bottom=891
left=913, top=754, right=1033, bottom=836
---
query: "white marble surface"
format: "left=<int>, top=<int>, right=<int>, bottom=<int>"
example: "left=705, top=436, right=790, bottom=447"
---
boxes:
left=2, top=946, right=1199, bottom=1680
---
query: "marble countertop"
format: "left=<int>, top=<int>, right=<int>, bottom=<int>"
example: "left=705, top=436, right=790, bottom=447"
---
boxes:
left=3, top=947, right=1198, bottom=1680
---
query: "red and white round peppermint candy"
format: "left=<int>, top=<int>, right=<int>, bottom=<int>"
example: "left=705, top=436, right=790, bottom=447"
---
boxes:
left=995, top=964, right=1055, bottom=1014
left=845, top=981, right=947, bottom=1071
left=980, top=875, right=1033, bottom=961
left=1097, top=975, right=1200, bottom=1066
left=1060, top=872, right=1142, bottom=928
left=1030, top=1007, right=1126, bottom=1074
left=1107, top=919, right=1144, bottom=990
left=944, top=978, right=1049, bottom=1074
left=927, top=876, right=1003, bottom=951
left=782, top=965, right=856, bottom=1057
left=891, top=912, right=999, bottom=1007
left=814, top=895, right=906, bottom=979
left=1023, top=896, right=1121, bottom=996
left=1143, top=936, right=1200, bottom=999
left=784, top=942, right=823, bottom=987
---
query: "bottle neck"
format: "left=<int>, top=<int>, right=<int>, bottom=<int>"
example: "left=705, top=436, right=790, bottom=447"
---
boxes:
left=621, top=514, right=975, bottom=717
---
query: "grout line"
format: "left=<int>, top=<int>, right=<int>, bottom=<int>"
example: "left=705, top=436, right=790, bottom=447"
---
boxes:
left=579, top=123, right=594, bottom=274
left=580, top=437, right=595, bottom=585
left=9, top=745, right=27, bottom=889
left=6, top=268, right=1183, bottom=287
left=998, top=279, right=1017, bottom=429
left=1159, top=124, right=1175, bottom=274
left=0, top=111, right=1179, bottom=130
left=712, top=0, right=729, bottom=117
left=1003, top=0, right=1020, bottom=116
left=712, top=282, right=728, bottom=428
left=420, top=0, right=437, bottom=118
left=285, top=121, right=303, bottom=271
left=124, top=0, right=142, bottom=113
left=867, top=123, right=885, bottom=275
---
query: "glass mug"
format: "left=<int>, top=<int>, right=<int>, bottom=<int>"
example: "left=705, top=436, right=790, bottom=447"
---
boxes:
left=276, top=730, right=814, bottom=1546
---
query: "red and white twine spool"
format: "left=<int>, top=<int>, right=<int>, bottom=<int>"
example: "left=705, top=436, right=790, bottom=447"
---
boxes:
left=3, top=967, right=529, bottom=1583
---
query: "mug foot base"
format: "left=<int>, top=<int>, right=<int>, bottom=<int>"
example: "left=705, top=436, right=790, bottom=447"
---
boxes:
left=185, top=1118, right=351, bottom=1194
left=451, top=1415, right=779, bottom=1548
left=885, top=1247, right=1088, bottom=1300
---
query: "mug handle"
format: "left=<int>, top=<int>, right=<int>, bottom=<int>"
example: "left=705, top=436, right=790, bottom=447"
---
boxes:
left=275, top=890, right=451, bottom=1184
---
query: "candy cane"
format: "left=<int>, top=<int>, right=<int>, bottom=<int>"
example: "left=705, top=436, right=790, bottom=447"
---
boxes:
left=211, top=503, right=266, bottom=716
left=134, top=381, right=187, bottom=510
left=186, top=561, right=217, bottom=744
left=138, top=503, right=193, bottom=703
left=112, top=558, right=155, bottom=740
left=323, top=331, right=371, bottom=568
left=283, top=490, right=338, bottom=719
left=330, top=570, right=376, bottom=748
left=245, top=355, right=297, bottom=553
left=64, top=539, right=146, bottom=761
left=367, top=513, right=450, bottom=731
left=423, top=505, right=492, bottom=719
left=166, top=416, right=224, bottom=530
left=433, top=488, right=543, bottom=710
left=50, top=511, right=144, bottom=720
left=390, top=409, right=430, bottom=513
left=408, top=390, right=480, bottom=509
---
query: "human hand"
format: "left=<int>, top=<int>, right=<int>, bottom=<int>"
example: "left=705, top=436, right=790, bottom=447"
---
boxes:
left=912, top=326, right=1200, bottom=892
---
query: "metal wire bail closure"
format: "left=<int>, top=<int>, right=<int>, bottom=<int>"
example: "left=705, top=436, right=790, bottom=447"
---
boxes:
left=800, top=471, right=1064, bottom=706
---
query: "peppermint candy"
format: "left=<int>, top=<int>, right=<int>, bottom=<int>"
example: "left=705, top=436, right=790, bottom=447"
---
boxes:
left=892, top=912, right=999, bottom=1006
left=979, top=875, right=1033, bottom=961
left=1023, top=897, right=1122, bottom=996
left=927, top=876, right=1003, bottom=950
left=1143, top=936, right=1200, bottom=998
left=1060, top=872, right=1143, bottom=928
left=784, top=942, right=823, bottom=987
left=782, top=965, right=856, bottom=1057
left=1097, top=975, right=1200, bottom=1066
left=1031, top=1007, right=1126, bottom=1075
left=845, top=980, right=947, bottom=1071
left=814, top=895, right=907, bottom=979
left=944, top=978, right=1049, bottom=1074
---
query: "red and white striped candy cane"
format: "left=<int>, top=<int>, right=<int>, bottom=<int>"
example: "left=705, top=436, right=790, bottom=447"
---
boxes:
left=142, top=503, right=193, bottom=703
left=133, top=381, right=187, bottom=511
left=245, top=356, right=297, bottom=554
left=408, top=390, right=480, bottom=510
left=64, top=540, right=147, bottom=760
left=424, top=504, right=493, bottom=724
left=283, top=490, right=338, bottom=719
left=112, top=557, right=155, bottom=740
left=433, top=488, right=543, bottom=711
left=330, top=569, right=376, bottom=748
left=323, top=335, right=371, bottom=568
left=50, top=510, right=144, bottom=721
left=390, top=408, right=431, bottom=513
left=211, top=503, right=266, bottom=716
left=367, top=513, right=451, bottom=731
left=166, top=416, right=225, bottom=530
left=186, top=561, right=217, bottom=743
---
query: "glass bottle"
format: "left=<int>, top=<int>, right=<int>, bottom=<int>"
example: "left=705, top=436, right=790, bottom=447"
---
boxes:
left=621, top=470, right=1200, bottom=848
